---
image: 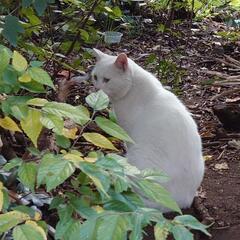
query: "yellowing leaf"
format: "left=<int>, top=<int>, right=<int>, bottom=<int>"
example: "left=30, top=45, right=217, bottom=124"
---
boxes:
left=18, top=73, right=31, bottom=82
left=34, top=212, right=42, bottom=221
left=0, top=211, right=31, bottom=233
left=27, top=98, right=48, bottom=107
left=12, top=51, right=28, bottom=72
left=25, top=220, right=47, bottom=240
left=0, top=182, right=3, bottom=211
left=20, top=109, right=43, bottom=147
left=82, top=132, right=118, bottom=151
left=63, top=153, right=83, bottom=167
left=62, top=127, right=78, bottom=139
left=0, top=116, right=22, bottom=132
left=92, top=205, right=104, bottom=213
left=84, top=157, right=97, bottom=163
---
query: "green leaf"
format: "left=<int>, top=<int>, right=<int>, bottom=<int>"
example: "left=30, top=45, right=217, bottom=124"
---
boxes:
left=97, top=214, right=128, bottom=240
left=33, top=0, right=48, bottom=16
left=12, top=51, right=28, bottom=72
left=20, top=81, right=46, bottom=93
left=43, top=102, right=90, bottom=125
left=3, top=157, right=22, bottom=171
left=83, top=132, right=117, bottom=151
left=49, top=196, right=65, bottom=210
left=13, top=222, right=47, bottom=240
left=69, top=197, right=97, bottom=218
left=140, top=169, right=170, bottom=183
left=0, top=48, right=11, bottom=73
left=86, top=90, right=109, bottom=111
left=129, top=213, right=143, bottom=240
left=95, top=116, right=134, bottom=143
left=69, top=217, right=99, bottom=240
left=37, top=154, right=75, bottom=191
left=22, top=0, right=33, bottom=8
left=18, top=162, right=37, bottom=192
left=3, top=66, right=18, bottom=85
left=79, top=162, right=110, bottom=196
left=55, top=219, right=81, bottom=240
left=0, top=211, right=30, bottom=233
left=171, top=225, right=193, bottom=240
left=174, top=215, right=210, bottom=236
left=40, top=114, right=64, bottom=135
left=20, top=109, right=43, bottom=147
left=28, top=67, right=54, bottom=88
left=135, top=179, right=181, bottom=213
left=2, top=16, right=24, bottom=46
left=80, top=29, right=89, bottom=41
left=55, top=134, right=71, bottom=149
left=12, top=206, right=36, bottom=219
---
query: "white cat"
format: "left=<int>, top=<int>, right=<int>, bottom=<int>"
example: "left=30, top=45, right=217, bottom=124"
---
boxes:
left=92, top=49, right=204, bottom=211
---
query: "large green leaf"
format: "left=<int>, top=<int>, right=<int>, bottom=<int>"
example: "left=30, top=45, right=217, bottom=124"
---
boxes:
left=18, top=162, right=37, bottom=192
left=79, top=162, right=110, bottom=196
left=129, top=213, right=143, bottom=240
left=135, top=179, right=181, bottom=213
left=97, top=214, right=128, bottom=240
left=43, top=102, right=90, bottom=125
left=95, top=116, right=134, bottom=143
left=69, top=218, right=99, bottom=240
left=171, top=225, right=193, bottom=240
left=40, top=113, right=64, bottom=135
left=0, top=211, right=30, bottom=233
left=37, top=154, right=75, bottom=191
left=86, top=90, right=109, bottom=111
left=174, top=215, right=210, bottom=236
left=55, top=218, right=81, bottom=240
left=28, top=67, right=54, bottom=88
left=69, top=197, right=97, bottom=219
left=2, top=16, right=24, bottom=46
left=20, top=109, right=43, bottom=147
left=13, top=221, right=47, bottom=240
left=0, top=48, right=11, bottom=74
left=140, top=169, right=170, bottom=183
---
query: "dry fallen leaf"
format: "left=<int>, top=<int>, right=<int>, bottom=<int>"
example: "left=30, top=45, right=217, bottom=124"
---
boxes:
left=203, top=155, right=213, bottom=161
left=214, top=162, right=229, bottom=170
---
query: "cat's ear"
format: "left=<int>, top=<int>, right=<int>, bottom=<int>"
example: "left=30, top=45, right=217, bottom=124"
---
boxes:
left=92, top=48, right=106, bottom=61
left=114, top=53, right=128, bottom=71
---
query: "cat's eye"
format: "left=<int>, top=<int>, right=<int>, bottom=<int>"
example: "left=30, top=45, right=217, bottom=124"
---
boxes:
left=103, top=77, right=110, bottom=83
left=93, top=75, right=98, bottom=81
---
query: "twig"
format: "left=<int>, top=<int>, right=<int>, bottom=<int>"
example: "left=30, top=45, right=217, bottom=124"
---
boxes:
left=71, top=111, right=96, bottom=148
left=210, top=88, right=240, bottom=101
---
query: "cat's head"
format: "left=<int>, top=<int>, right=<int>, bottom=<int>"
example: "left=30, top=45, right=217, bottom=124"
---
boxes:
left=91, top=49, right=133, bottom=101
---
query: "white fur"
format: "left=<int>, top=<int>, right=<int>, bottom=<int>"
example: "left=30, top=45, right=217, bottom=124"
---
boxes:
left=92, top=49, right=205, bottom=211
